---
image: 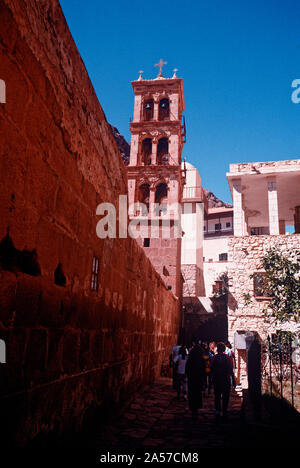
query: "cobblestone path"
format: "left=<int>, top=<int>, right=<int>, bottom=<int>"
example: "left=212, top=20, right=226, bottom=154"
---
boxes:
left=91, top=378, right=244, bottom=450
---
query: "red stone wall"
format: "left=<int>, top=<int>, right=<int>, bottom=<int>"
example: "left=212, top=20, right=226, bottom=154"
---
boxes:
left=136, top=228, right=182, bottom=297
left=0, top=0, right=180, bottom=445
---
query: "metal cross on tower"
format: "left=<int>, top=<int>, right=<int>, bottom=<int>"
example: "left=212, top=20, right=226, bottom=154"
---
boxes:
left=154, top=58, right=167, bottom=77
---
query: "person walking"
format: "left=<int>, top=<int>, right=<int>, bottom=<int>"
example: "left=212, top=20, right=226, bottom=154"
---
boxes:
left=209, top=341, right=216, bottom=355
left=170, top=343, right=181, bottom=390
left=185, top=343, right=205, bottom=421
left=225, top=341, right=236, bottom=387
left=174, top=345, right=188, bottom=400
left=201, top=342, right=211, bottom=395
left=211, top=342, right=233, bottom=422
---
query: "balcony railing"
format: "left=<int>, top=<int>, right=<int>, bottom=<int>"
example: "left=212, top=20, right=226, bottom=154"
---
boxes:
left=182, top=186, right=208, bottom=212
left=183, top=186, right=203, bottom=199
left=204, top=227, right=234, bottom=237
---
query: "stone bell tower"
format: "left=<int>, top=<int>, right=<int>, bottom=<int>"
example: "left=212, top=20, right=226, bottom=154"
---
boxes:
left=127, top=60, right=186, bottom=297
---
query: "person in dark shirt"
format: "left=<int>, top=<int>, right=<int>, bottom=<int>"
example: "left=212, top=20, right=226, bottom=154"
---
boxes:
left=211, top=342, right=233, bottom=422
left=201, top=342, right=212, bottom=395
left=185, top=344, right=205, bottom=421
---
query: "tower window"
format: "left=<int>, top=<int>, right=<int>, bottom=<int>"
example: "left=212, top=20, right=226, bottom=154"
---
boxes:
left=158, top=98, right=170, bottom=121
left=138, top=183, right=150, bottom=215
left=155, top=183, right=168, bottom=204
left=215, top=223, right=221, bottom=231
left=141, top=138, right=152, bottom=166
left=143, top=99, right=154, bottom=121
left=143, top=238, right=150, bottom=247
left=157, top=137, right=169, bottom=165
left=219, top=253, right=228, bottom=261
left=91, top=256, right=99, bottom=291
left=162, top=155, right=169, bottom=165
left=155, top=183, right=168, bottom=216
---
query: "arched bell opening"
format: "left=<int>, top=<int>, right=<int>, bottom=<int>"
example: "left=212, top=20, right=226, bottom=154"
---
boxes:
left=141, top=138, right=152, bottom=166
left=158, top=98, right=170, bottom=121
left=143, top=99, right=154, bottom=121
left=157, top=137, right=169, bottom=165
left=138, top=183, right=150, bottom=215
left=155, top=182, right=168, bottom=216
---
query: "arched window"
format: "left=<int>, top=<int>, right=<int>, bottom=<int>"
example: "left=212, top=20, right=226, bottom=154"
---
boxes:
left=155, top=182, right=168, bottom=203
left=143, top=99, right=154, bottom=121
left=155, top=183, right=168, bottom=216
left=158, top=98, right=169, bottom=121
left=141, top=138, right=152, bottom=165
left=138, top=183, right=150, bottom=215
left=157, top=137, right=169, bottom=165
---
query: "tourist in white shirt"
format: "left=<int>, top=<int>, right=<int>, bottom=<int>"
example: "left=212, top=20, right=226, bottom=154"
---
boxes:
left=174, top=345, right=189, bottom=399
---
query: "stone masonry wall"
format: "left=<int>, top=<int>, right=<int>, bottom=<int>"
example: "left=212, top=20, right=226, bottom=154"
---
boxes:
left=0, top=0, right=180, bottom=445
left=228, top=234, right=300, bottom=384
left=181, top=264, right=202, bottom=297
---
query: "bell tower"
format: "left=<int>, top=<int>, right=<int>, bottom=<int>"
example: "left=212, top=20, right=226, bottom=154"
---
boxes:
left=127, top=61, right=186, bottom=297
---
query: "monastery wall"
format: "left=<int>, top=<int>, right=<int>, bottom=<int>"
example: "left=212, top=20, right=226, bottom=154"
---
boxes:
left=228, top=233, right=300, bottom=385
left=228, top=233, right=300, bottom=342
left=0, top=0, right=180, bottom=445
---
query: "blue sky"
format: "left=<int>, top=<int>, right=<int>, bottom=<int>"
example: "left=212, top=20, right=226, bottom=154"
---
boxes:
left=60, top=0, right=300, bottom=203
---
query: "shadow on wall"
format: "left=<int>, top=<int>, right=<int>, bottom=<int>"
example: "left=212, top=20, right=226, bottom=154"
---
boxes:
left=0, top=230, right=41, bottom=276
left=227, top=290, right=238, bottom=312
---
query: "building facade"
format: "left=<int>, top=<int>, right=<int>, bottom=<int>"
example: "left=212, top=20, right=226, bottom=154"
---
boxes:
left=226, top=159, right=300, bottom=385
left=181, top=161, right=207, bottom=299
left=203, top=206, right=233, bottom=296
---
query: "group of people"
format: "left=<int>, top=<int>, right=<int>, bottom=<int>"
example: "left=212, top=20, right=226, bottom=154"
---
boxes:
left=170, top=340, right=235, bottom=422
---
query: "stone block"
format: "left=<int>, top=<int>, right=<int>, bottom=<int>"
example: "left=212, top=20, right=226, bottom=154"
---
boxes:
left=79, top=330, right=92, bottom=371
left=0, top=271, right=17, bottom=323
left=24, top=329, right=47, bottom=385
left=90, top=330, right=103, bottom=367
left=39, top=282, right=66, bottom=328
left=15, top=276, right=42, bottom=327
left=46, top=329, right=63, bottom=381
left=62, top=328, right=80, bottom=375
left=0, top=328, right=27, bottom=395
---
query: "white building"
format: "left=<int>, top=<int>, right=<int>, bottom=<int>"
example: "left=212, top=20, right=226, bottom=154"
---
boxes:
left=227, top=159, right=300, bottom=236
left=203, top=206, right=233, bottom=296
left=226, top=159, right=300, bottom=386
left=181, top=162, right=206, bottom=298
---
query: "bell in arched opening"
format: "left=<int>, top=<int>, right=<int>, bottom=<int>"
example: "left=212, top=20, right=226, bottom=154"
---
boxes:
left=143, top=99, right=154, bottom=121
left=157, top=137, right=169, bottom=165
left=158, top=98, right=169, bottom=120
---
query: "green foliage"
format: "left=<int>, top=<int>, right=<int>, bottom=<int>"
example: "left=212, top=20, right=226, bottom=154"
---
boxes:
left=260, top=247, right=300, bottom=324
